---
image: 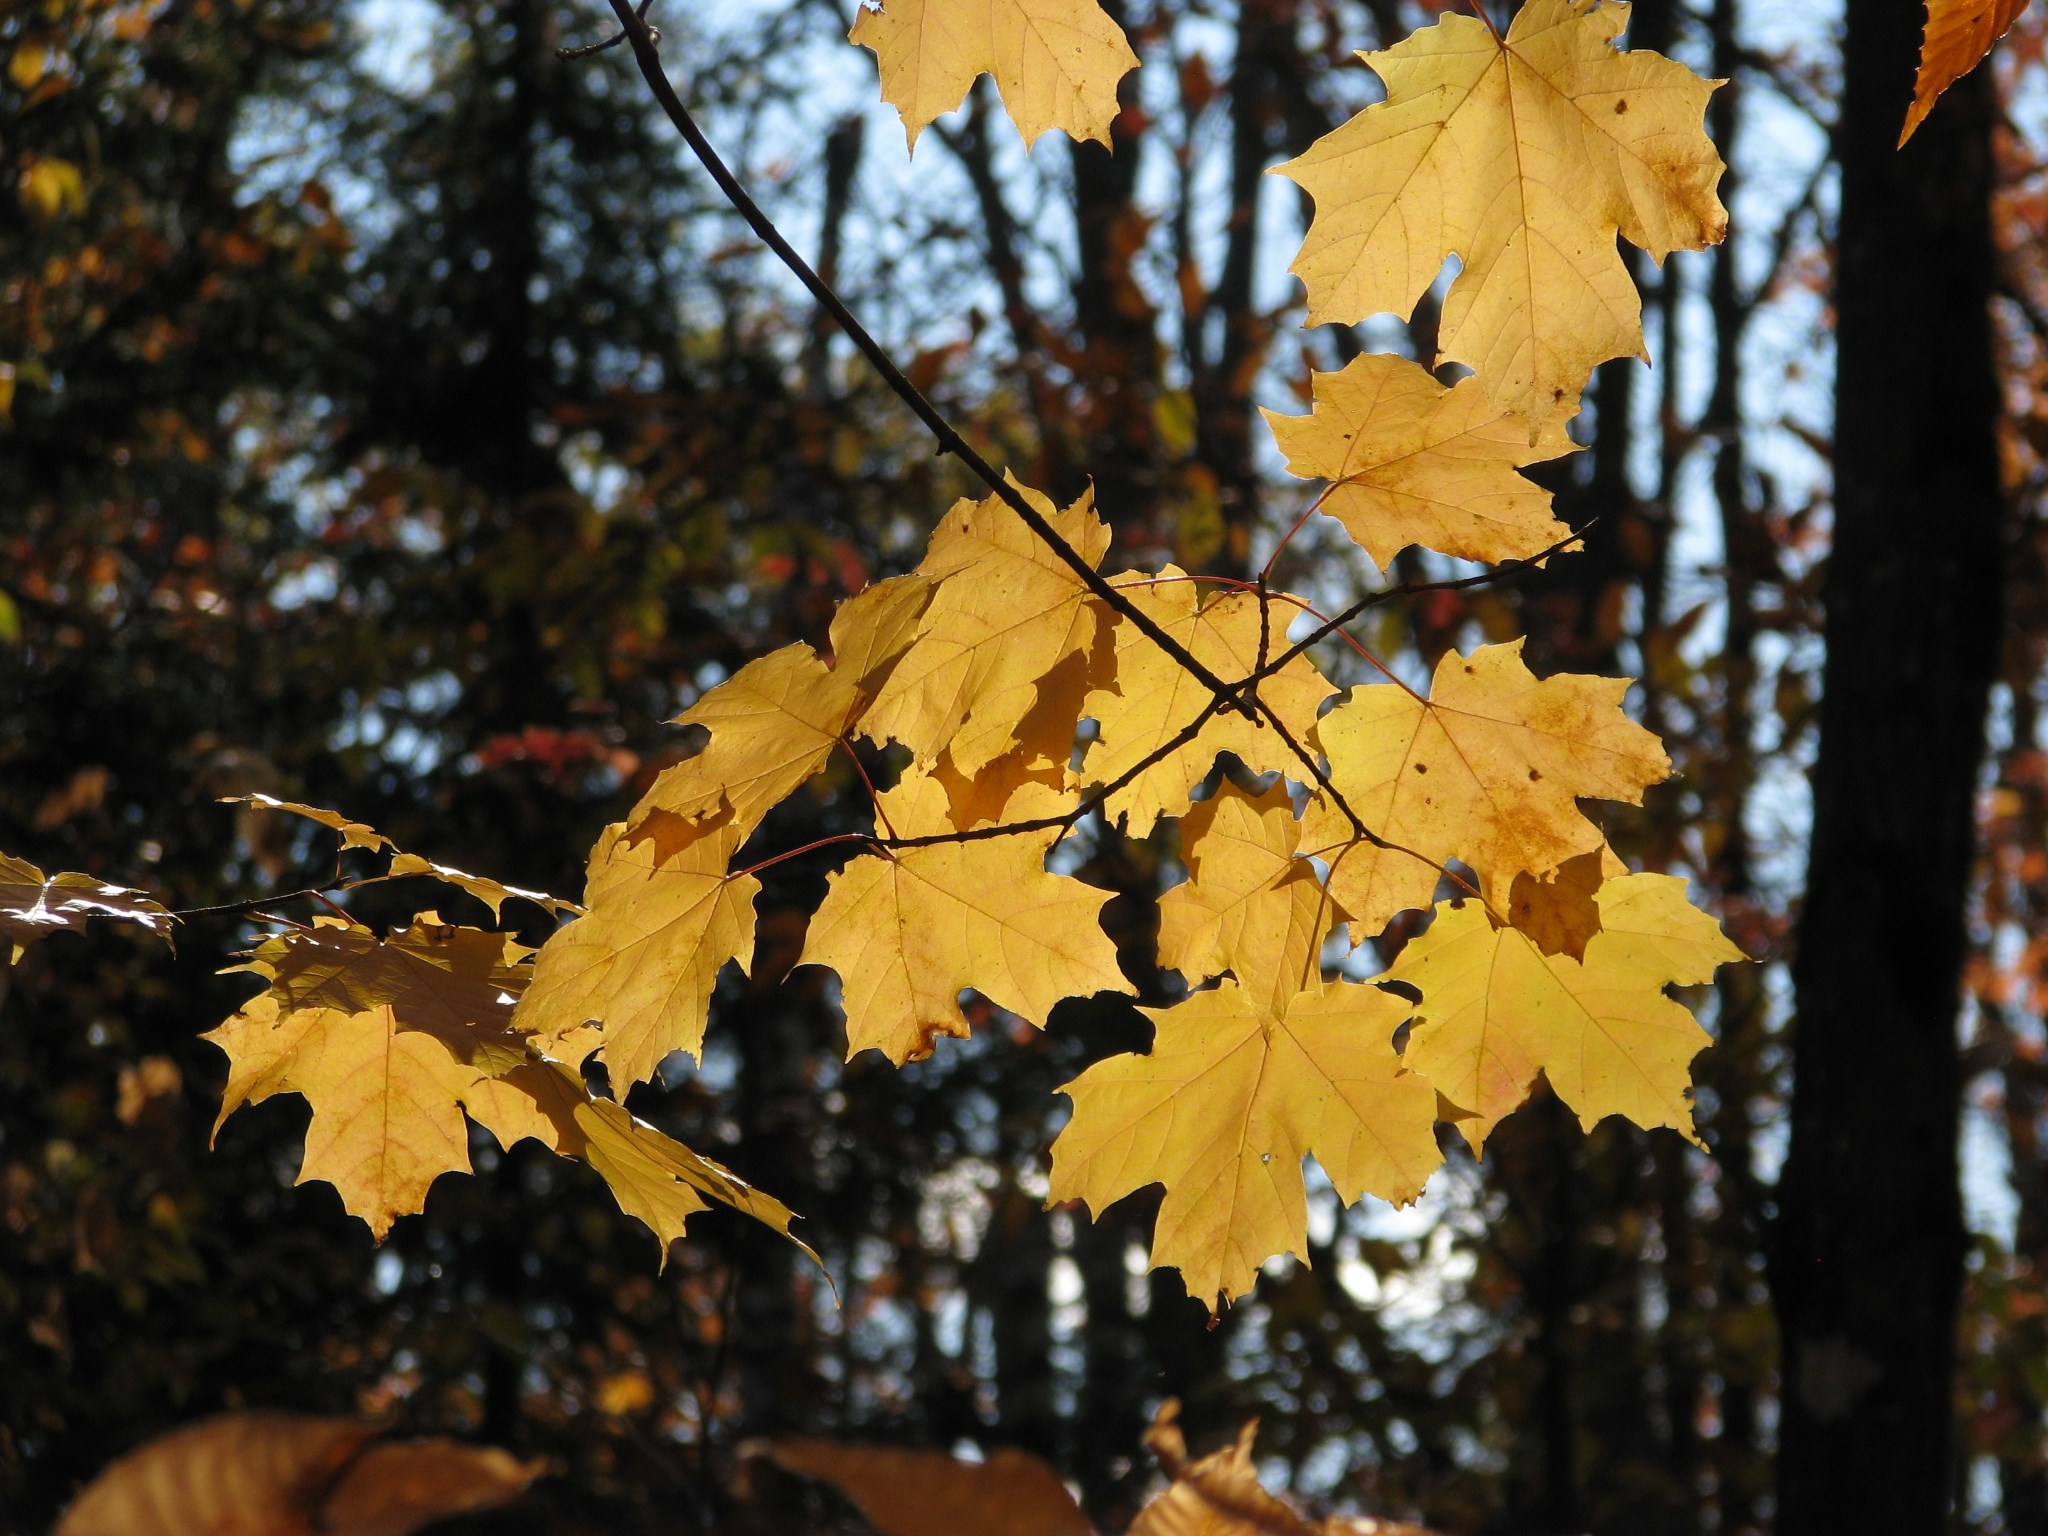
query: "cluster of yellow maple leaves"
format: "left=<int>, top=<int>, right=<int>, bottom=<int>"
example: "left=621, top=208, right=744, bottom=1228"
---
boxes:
left=4, top=0, right=1779, bottom=1311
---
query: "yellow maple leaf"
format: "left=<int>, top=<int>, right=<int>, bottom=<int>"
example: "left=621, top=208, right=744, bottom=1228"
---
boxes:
left=800, top=772, right=1129, bottom=1064
left=1581, top=868, right=1747, bottom=982
left=1051, top=977, right=1440, bottom=1308
left=1274, top=0, right=1726, bottom=426
left=1082, top=571, right=1336, bottom=832
left=224, top=793, right=394, bottom=853
left=204, top=994, right=503, bottom=1238
left=623, top=643, right=858, bottom=847
left=207, top=985, right=803, bottom=1258
left=928, top=745, right=1075, bottom=829
left=1504, top=844, right=1623, bottom=960
left=851, top=0, right=1138, bottom=151
left=384, top=854, right=579, bottom=919
left=1384, top=875, right=1739, bottom=1148
left=1157, top=782, right=1345, bottom=1019
left=237, top=916, right=534, bottom=1072
left=500, top=1060, right=813, bottom=1268
left=829, top=572, right=935, bottom=705
left=1306, top=640, right=1668, bottom=932
left=863, top=484, right=1113, bottom=774
left=227, top=796, right=578, bottom=916
left=0, top=850, right=172, bottom=963
left=1901, top=0, right=2026, bottom=145
left=513, top=820, right=758, bottom=1090
left=1263, top=353, right=1576, bottom=567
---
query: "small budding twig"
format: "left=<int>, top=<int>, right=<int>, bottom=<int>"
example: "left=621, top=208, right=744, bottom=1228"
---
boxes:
left=554, top=0, right=656, bottom=57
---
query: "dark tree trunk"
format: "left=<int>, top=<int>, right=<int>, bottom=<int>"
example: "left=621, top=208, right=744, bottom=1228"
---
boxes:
left=1771, top=1, right=2004, bottom=1528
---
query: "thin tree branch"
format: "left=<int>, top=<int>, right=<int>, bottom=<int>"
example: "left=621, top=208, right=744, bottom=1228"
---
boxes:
left=1256, top=527, right=1588, bottom=681
left=555, top=0, right=655, bottom=57
left=165, top=888, right=330, bottom=919
left=586, top=0, right=1257, bottom=723
left=1742, top=155, right=1829, bottom=312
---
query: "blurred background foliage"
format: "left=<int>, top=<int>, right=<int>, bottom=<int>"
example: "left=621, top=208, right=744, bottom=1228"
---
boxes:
left=4, top=0, right=2048, bottom=1530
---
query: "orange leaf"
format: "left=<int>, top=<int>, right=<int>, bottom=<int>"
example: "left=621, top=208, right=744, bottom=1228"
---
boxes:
left=1901, top=0, right=2027, bottom=146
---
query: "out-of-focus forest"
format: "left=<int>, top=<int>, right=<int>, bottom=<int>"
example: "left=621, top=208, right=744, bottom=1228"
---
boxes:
left=3, top=0, right=2046, bottom=1530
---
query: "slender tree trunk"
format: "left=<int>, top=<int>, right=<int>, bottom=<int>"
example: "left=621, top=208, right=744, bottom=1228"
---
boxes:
left=1772, top=1, right=2004, bottom=1526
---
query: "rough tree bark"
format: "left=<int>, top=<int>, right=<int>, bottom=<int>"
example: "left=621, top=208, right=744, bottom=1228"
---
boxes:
left=1772, top=0, right=2004, bottom=1527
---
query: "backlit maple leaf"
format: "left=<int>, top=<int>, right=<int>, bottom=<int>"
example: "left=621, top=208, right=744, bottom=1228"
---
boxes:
left=238, top=916, right=533, bottom=1071
left=623, top=643, right=859, bottom=848
left=800, top=772, right=1129, bottom=1063
left=852, top=0, right=1138, bottom=150
left=205, top=993, right=511, bottom=1238
left=1306, top=640, right=1669, bottom=932
left=1264, top=353, right=1576, bottom=567
left=1275, top=0, right=1726, bottom=426
left=1051, top=977, right=1440, bottom=1308
left=1384, top=876, right=1742, bottom=1148
left=1082, top=572, right=1335, bottom=833
left=1157, top=782, right=1344, bottom=1019
left=514, top=820, right=759, bottom=1090
left=863, top=483, right=1113, bottom=774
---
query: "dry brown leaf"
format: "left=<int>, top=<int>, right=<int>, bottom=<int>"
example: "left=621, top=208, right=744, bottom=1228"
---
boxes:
left=1135, top=1408, right=1444, bottom=1536
left=762, top=1438, right=1095, bottom=1536
left=1134, top=1411, right=1311, bottom=1536
left=53, top=1412, right=533, bottom=1536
